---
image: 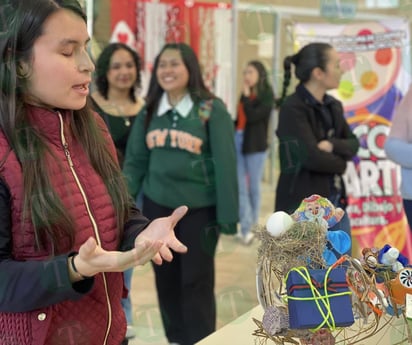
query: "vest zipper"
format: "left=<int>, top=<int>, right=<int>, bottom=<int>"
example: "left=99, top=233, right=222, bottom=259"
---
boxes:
left=57, top=112, right=112, bottom=345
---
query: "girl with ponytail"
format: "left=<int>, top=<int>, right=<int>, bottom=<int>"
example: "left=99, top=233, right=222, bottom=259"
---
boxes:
left=274, top=43, right=359, bottom=253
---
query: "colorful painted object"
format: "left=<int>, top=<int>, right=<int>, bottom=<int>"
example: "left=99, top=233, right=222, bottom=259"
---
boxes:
left=292, top=194, right=351, bottom=266
left=292, top=194, right=344, bottom=230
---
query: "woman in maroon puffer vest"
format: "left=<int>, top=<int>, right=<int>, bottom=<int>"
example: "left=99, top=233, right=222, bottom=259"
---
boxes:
left=0, top=1, right=188, bottom=344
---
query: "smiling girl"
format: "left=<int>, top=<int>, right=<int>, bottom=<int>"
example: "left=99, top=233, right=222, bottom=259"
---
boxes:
left=123, top=43, right=238, bottom=345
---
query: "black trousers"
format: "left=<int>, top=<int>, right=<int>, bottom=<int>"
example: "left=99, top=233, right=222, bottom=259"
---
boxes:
left=143, top=196, right=219, bottom=345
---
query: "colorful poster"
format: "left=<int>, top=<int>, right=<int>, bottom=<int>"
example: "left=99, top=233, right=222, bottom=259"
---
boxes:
left=294, top=20, right=412, bottom=258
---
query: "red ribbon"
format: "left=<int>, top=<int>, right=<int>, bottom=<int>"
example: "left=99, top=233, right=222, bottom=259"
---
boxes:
left=288, top=277, right=348, bottom=294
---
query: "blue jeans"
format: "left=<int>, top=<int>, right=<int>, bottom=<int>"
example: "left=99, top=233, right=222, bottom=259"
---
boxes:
left=121, top=192, right=144, bottom=326
left=235, top=130, right=267, bottom=236
left=122, top=268, right=134, bottom=325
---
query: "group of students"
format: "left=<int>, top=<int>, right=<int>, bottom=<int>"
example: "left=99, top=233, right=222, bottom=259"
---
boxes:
left=0, top=1, right=237, bottom=345
left=10, top=0, right=411, bottom=345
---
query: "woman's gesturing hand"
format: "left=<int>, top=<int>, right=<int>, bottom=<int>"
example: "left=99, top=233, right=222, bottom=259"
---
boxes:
left=136, top=205, right=188, bottom=265
left=71, top=206, right=189, bottom=279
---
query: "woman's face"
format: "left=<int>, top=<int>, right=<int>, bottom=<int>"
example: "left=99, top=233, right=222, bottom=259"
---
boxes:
left=22, top=9, right=94, bottom=110
left=320, top=48, right=343, bottom=90
left=156, top=49, right=189, bottom=96
left=106, top=48, right=138, bottom=92
left=243, top=64, right=259, bottom=88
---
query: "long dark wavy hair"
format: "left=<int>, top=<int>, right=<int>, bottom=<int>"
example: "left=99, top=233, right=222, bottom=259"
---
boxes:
left=95, top=42, right=142, bottom=102
left=277, top=42, right=333, bottom=106
left=145, top=43, right=215, bottom=128
left=0, top=0, right=132, bottom=252
left=245, top=60, right=275, bottom=106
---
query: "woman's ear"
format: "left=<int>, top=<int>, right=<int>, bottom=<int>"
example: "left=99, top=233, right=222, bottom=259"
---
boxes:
left=311, top=66, right=324, bottom=81
left=16, top=61, right=30, bottom=79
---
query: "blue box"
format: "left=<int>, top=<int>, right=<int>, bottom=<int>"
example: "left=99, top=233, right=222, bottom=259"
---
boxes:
left=286, top=267, right=354, bottom=329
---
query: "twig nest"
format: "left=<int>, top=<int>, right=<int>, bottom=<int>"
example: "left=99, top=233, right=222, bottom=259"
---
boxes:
left=266, top=211, right=294, bottom=237
left=287, top=220, right=326, bottom=240
left=256, top=221, right=327, bottom=276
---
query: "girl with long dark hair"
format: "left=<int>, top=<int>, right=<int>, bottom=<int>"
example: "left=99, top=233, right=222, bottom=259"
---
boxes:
left=0, top=1, right=187, bottom=344
left=235, top=60, right=274, bottom=245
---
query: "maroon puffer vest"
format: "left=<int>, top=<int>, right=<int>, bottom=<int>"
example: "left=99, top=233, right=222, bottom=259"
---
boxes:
left=0, top=107, right=126, bottom=345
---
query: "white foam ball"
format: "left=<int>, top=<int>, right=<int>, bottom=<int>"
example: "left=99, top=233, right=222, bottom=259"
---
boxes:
left=265, top=211, right=294, bottom=237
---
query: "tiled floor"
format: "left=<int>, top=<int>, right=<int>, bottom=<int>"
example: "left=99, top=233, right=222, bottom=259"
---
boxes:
left=128, top=181, right=276, bottom=345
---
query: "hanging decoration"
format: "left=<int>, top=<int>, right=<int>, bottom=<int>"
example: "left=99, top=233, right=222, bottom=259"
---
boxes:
left=110, top=0, right=232, bottom=109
